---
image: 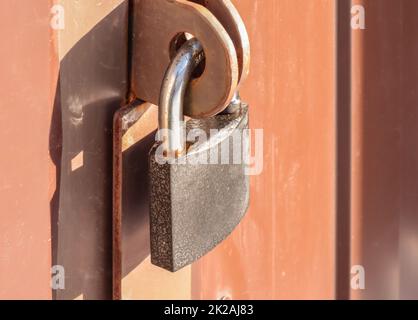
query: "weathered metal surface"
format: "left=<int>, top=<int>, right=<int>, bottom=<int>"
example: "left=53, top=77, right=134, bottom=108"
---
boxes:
left=350, top=0, right=418, bottom=300
left=193, top=0, right=337, bottom=300
left=3, top=0, right=418, bottom=301
left=0, top=0, right=56, bottom=299
left=149, top=105, right=250, bottom=272
left=113, top=101, right=156, bottom=300
left=193, top=0, right=418, bottom=301
left=131, top=0, right=240, bottom=118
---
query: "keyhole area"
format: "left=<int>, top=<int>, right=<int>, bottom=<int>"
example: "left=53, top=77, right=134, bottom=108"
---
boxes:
left=169, top=32, right=206, bottom=79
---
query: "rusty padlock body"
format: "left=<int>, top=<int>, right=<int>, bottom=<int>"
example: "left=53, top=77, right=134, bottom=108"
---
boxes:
left=149, top=105, right=250, bottom=272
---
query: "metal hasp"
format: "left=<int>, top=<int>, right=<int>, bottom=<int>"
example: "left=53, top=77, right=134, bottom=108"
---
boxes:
left=131, top=0, right=250, bottom=117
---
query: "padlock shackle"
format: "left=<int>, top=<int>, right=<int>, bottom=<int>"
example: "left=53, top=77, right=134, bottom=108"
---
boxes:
left=159, top=38, right=204, bottom=157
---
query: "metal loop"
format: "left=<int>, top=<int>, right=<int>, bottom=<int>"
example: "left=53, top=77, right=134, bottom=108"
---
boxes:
left=159, top=38, right=204, bottom=157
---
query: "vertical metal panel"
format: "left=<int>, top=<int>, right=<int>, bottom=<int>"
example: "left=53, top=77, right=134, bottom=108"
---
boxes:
left=336, top=0, right=352, bottom=300
left=193, top=0, right=337, bottom=300
left=399, top=1, right=418, bottom=299
left=351, top=0, right=418, bottom=299
left=0, top=0, right=55, bottom=299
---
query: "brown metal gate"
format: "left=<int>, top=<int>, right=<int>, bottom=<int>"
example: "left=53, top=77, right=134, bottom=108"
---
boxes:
left=1, top=0, right=418, bottom=300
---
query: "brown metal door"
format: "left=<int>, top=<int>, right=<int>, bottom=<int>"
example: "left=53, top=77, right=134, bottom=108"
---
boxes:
left=1, top=0, right=418, bottom=300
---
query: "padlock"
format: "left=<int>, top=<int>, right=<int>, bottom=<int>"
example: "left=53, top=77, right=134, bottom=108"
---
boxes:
left=149, top=38, right=250, bottom=272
